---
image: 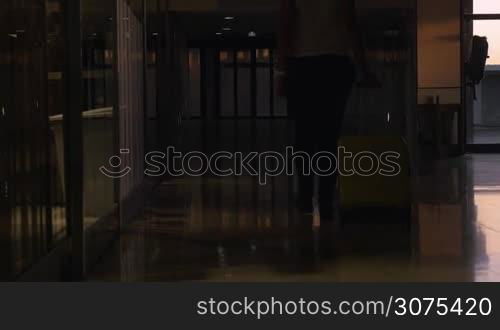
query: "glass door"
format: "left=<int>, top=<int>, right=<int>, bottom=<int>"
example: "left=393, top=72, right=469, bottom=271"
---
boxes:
left=215, top=47, right=284, bottom=119
left=0, top=0, right=13, bottom=280
left=0, top=0, right=69, bottom=280
left=465, top=0, right=500, bottom=152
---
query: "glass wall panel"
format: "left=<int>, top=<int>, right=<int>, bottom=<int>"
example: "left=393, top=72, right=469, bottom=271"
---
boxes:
left=47, top=0, right=68, bottom=241
left=188, top=48, right=202, bottom=117
left=237, top=50, right=252, bottom=117
left=273, top=48, right=288, bottom=117
left=0, top=0, right=69, bottom=279
left=0, top=0, right=13, bottom=280
left=467, top=6, right=500, bottom=145
left=256, top=49, right=271, bottom=117
left=145, top=0, right=160, bottom=151
left=81, top=0, right=117, bottom=228
left=219, top=50, right=235, bottom=117
left=216, top=48, right=281, bottom=118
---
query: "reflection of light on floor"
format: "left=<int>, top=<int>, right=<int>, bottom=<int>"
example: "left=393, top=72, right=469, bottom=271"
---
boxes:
left=313, top=199, right=320, bottom=228
left=86, top=145, right=500, bottom=282
left=475, top=191, right=500, bottom=249
left=474, top=190, right=500, bottom=281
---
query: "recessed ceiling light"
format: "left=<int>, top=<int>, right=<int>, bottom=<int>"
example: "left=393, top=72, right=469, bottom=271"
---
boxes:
left=223, top=27, right=232, bottom=31
left=224, top=16, right=235, bottom=20
left=216, top=32, right=223, bottom=36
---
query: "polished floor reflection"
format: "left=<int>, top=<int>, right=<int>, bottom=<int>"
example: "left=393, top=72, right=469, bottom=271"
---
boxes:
left=89, top=123, right=500, bottom=281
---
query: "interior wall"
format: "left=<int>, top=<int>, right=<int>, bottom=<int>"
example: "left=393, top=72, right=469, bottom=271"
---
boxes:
left=417, top=0, right=462, bottom=104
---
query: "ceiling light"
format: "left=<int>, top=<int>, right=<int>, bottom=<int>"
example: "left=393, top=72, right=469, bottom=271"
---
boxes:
left=223, top=27, right=232, bottom=31
left=248, top=31, right=257, bottom=37
left=224, top=16, right=235, bottom=20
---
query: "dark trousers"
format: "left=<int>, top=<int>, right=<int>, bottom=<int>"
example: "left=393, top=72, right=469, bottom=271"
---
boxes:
left=287, top=55, right=355, bottom=208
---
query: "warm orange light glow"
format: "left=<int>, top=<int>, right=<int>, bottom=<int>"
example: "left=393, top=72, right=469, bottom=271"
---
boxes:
left=237, top=51, right=250, bottom=62
left=219, top=51, right=229, bottom=62
left=256, top=49, right=270, bottom=61
left=474, top=0, right=500, bottom=65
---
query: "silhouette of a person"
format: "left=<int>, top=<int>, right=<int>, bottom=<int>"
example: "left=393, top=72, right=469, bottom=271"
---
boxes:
left=277, top=0, right=376, bottom=221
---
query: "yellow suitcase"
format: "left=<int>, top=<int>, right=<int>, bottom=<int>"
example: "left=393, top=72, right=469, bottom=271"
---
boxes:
left=338, top=136, right=412, bottom=221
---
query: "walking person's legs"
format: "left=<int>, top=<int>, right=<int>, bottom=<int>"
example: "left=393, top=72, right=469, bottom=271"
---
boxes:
left=288, top=55, right=354, bottom=216
left=295, top=116, right=315, bottom=212
left=287, top=58, right=316, bottom=212
left=316, top=56, right=355, bottom=220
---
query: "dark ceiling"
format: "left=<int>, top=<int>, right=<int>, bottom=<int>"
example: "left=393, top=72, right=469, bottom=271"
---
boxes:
left=176, top=12, right=277, bottom=42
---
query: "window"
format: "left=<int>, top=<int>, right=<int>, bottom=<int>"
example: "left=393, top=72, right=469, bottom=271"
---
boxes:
left=466, top=2, right=500, bottom=146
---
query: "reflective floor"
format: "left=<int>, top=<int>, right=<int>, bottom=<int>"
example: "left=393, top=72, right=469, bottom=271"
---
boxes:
left=89, top=140, right=500, bottom=282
